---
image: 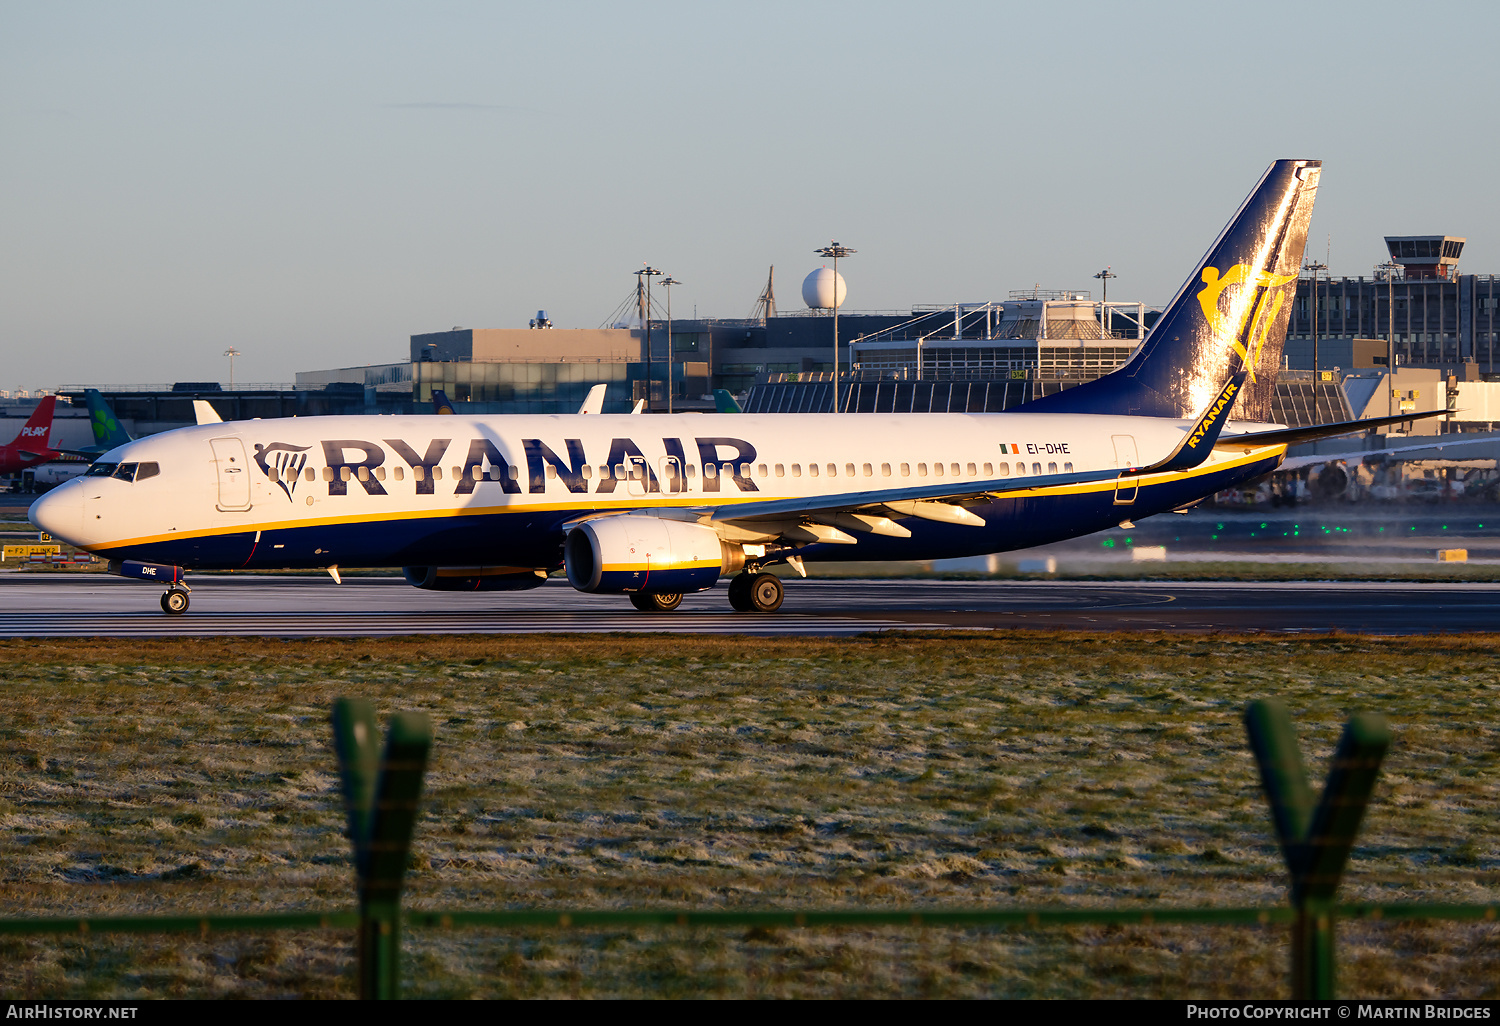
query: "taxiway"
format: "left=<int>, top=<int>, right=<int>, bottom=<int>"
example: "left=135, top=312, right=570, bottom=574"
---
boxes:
left=0, top=575, right=1491, bottom=637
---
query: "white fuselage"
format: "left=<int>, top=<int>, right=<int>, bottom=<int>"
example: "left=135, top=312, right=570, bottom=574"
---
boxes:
left=29, top=410, right=1283, bottom=573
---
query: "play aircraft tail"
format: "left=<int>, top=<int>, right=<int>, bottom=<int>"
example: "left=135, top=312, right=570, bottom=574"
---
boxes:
left=9, top=395, right=58, bottom=453
left=1026, top=159, right=1320, bottom=421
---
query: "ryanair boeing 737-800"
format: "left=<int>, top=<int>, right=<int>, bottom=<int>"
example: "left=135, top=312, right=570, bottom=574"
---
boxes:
left=28, top=160, right=1434, bottom=615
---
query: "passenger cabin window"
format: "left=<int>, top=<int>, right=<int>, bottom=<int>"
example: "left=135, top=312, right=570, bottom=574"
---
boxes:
left=375, top=467, right=386, bottom=481
left=322, top=467, right=334, bottom=482
left=704, top=463, right=716, bottom=479
left=809, top=464, right=819, bottom=478
left=1063, top=462, right=1073, bottom=473
left=1014, top=463, right=1025, bottom=476
left=86, top=462, right=118, bottom=478
left=917, top=463, right=927, bottom=476
left=432, top=467, right=444, bottom=481
left=997, top=463, right=1010, bottom=477
left=900, top=463, right=910, bottom=476
left=757, top=463, right=768, bottom=477
left=951, top=463, right=961, bottom=477
left=1032, top=462, right=1042, bottom=475
left=880, top=463, right=891, bottom=477
left=135, top=462, right=160, bottom=481
left=412, top=466, right=424, bottom=482
left=393, top=466, right=404, bottom=481
left=846, top=463, right=856, bottom=477
left=1048, top=462, right=1058, bottom=474
left=934, top=463, right=944, bottom=477
left=356, top=466, right=369, bottom=482
left=862, top=463, right=872, bottom=477
left=982, top=462, right=993, bottom=475
left=775, top=464, right=785, bottom=477
left=546, top=465, right=557, bottom=480
left=827, top=463, right=837, bottom=477
left=966, top=462, right=976, bottom=476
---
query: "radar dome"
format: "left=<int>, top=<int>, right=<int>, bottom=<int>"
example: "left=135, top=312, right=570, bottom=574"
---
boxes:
left=802, top=267, right=847, bottom=310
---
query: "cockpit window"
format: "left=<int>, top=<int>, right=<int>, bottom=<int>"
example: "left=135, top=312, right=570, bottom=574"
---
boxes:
left=86, top=462, right=118, bottom=477
left=112, top=463, right=139, bottom=481
left=135, top=462, right=160, bottom=481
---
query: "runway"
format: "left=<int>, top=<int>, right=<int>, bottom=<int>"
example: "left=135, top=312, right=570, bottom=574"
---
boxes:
left=0, top=574, right=1496, bottom=637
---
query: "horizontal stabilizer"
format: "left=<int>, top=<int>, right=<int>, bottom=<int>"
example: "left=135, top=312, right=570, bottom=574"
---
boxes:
left=1216, top=407, right=1448, bottom=451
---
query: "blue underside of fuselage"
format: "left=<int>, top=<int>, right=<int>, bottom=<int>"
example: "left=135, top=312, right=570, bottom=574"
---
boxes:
left=93, top=455, right=1279, bottom=574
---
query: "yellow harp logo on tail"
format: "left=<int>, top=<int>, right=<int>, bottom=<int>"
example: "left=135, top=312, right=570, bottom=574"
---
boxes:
left=1197, top=265, right=1297, bottom=382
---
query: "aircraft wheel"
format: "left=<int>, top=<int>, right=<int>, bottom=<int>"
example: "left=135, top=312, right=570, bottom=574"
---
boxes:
left=747, top=572, right=784, bottom=613
left=161, top=588, right=190, bottom=615
left=629, top=591, right=683, bottom=612
left=727, top=573, right=755, bottom=611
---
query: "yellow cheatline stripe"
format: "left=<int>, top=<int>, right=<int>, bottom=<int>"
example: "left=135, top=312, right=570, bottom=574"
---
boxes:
left=88, top=445, right=1285, bottom=551
left=601, top=560, right=721, bottom=573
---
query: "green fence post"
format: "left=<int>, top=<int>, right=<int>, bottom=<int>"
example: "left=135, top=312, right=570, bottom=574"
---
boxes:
left=333, top=701, right=432, bottom=1000
left=1245, top=700, right=1389, bottom=1001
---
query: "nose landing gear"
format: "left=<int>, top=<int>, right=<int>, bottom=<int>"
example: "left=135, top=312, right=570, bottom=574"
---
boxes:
left=727, top=571, right=783, bottom=612
left=160, top=586, right=191, bottom=615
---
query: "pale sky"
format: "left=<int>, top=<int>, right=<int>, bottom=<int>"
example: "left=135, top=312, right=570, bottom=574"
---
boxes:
left=3, top=1, right=1498, bottom=390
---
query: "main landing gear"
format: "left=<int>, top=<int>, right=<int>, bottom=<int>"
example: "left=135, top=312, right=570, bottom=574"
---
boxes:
left=628, top=591, right=683, bottom=612
left=160, top=586, right=191, bottom=615
left=727, top=571, right=783, bottom=613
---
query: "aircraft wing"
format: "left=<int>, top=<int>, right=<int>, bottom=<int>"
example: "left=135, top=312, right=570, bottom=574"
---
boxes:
left=705, top=466, right=1128, bottom=539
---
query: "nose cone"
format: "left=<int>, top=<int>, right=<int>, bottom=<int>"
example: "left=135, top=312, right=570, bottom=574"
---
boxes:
left=28, top=480, right=84, bottom=546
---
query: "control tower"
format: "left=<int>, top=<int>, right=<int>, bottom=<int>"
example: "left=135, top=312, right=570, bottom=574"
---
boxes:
left=1383, top=235, right=1465, bottom=280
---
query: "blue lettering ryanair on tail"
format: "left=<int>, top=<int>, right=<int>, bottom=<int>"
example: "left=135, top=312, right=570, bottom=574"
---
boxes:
left=1025, top=160, right=1319, bottom=421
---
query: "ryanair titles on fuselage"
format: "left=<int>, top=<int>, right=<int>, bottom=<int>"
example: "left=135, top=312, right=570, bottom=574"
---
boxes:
left=252, top=434, right=764, bottom=500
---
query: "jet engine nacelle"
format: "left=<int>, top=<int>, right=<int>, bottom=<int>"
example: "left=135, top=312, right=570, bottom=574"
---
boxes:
left=564, top=515, right=744, bottom=594
left=402, top=566, right=550, bottom=592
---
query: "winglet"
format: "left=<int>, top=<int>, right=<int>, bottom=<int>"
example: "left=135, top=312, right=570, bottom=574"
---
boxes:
left=578, top=383, right=607, bottom=415
left=193, top=400, right=223, bottom=425
left=713, top=389, right=743, bottom=414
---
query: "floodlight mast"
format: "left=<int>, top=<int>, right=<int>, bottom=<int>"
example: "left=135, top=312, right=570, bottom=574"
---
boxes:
left=1093, top=267, right=1116, bottom=304
left=814, top=242, right=855, bottom=412
left=661, top=277, right=681, bottom=414
left=1303, top=260, right=1328, bottom=419
left=1377, top=260, right=1400, bottom=418
left=222, top=347, right=241, bottom=389
left=636, top=266, right=662, bottom=411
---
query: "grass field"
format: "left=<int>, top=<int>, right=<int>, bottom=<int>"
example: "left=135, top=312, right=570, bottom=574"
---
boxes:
left=0, top=632, right=1497, bottom=998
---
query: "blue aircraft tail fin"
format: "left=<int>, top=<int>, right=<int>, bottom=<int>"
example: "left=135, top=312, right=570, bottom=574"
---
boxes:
left=713, top=389, right=743, bottom=414
left=431, top=389, right=455, bottom=415
left=1025, top=159, right=1320, bottom=421
left=83, top=389, right=132, bottom=449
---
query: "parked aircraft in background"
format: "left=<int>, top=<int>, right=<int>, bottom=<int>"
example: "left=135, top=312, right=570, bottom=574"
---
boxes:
left=0, top=396, right=60, bottom=475
left=75, top=389, right=134, bottom=457
left=31, top=160, right=1437, bottom=615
